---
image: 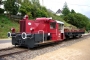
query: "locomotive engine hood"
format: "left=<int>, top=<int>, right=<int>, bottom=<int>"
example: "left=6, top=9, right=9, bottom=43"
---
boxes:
left=20, top=16, right=47, bottom=34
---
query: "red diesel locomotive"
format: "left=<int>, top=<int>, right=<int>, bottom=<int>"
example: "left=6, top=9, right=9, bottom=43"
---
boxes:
left=8, top=15, right=85, bottom=48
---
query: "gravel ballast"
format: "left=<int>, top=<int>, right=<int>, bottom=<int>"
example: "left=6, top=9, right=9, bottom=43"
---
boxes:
left=31, top=37, right=90, bottom=60
left=0, top=34, right=90, bottom=60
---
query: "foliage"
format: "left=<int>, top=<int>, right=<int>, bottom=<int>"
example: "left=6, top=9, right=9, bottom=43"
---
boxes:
left=19, top=0, right=48, bottom=19
left=69, top=13, right=90, bottom=31
left=61, top=9, right=90, bottom=31
left=4, top=0, right=19, bottom=15
left=16, top=0, right=22, bottom=4
left=19, top=0, right=33, bottom=18
left=71, top=9, right=76, bottom=13
left=31, top=0, right=40, bottom=6
left=35, top=8, right=47, bottom=17
left=61, top=2, right=90, bottom=31
left=62, top=2, right=70, bottom=16
left=36, top=7, right=48, bottom=17
left=0, top=8, right=4, bottom=14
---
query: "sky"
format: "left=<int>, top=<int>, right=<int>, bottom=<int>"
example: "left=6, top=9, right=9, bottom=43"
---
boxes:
left=39, top=0, right=90, bottom=18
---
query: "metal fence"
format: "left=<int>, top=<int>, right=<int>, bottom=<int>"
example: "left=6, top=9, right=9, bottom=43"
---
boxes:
left=11, top=15, right=23, bottom=19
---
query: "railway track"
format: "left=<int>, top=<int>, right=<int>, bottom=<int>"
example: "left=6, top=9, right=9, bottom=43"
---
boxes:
left=0, top=33, right=90, bottom=59
left=79, top=33, right=90, bottom=39
left=0, top=47, right=28, bottom=57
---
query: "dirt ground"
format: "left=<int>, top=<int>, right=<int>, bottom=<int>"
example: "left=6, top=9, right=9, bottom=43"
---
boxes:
left=0, top=38, right=11, bottom=40
left=31, top=37, right=90, bottom=60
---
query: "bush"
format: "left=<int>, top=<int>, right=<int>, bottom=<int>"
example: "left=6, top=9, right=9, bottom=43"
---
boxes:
left=0, top=8, right=4, bottom=14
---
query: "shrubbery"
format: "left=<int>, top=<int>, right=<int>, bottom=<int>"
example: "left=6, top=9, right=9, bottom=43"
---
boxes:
left=61, top=2, right=90, bottom=31
left=0, top=8, right=4, bottom=14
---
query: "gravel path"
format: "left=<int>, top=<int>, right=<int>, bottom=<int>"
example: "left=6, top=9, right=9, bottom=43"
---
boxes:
left=0, top=43, right=13, bottom=50
left=31, top=36, right=90, bottom=60
left=0, top=34, right=90, bottom=60
left=0, top=38, right=11, bottom=40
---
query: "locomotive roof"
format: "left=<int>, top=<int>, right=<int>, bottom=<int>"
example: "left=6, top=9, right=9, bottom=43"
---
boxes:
left=56, top=20, right=64, bottom=24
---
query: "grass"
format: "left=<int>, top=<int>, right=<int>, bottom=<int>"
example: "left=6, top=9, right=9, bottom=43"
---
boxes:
left=0, top=15, right=19, bottom=38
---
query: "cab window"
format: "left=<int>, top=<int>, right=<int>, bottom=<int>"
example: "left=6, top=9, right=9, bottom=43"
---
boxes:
left=50, top=22, right=56, bottom=29
left=58, top=24, right=63, bottom=30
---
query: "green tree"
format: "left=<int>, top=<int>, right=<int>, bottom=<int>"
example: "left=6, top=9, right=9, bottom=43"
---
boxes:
left=61, top=2, right=90, bottom=31
left=4, top=0, right=19, bottom=15
left=71, top=9, right=76, bottom=13
left=62, top=2, right=70, bottom=16
left=35, top=6, right=48, bottom=17
left=19, top=0, right=49, bottom=18
left=19, top=0, right=33, bottom=18
left=30, top=0, right=41, bottom=18
left=67, top=13, right=90, bottom=31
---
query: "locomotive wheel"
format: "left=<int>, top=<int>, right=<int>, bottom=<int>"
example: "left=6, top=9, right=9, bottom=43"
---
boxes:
left=69, top=33, right=73, bottom=38
left=15, top=45, right=17, bottom=47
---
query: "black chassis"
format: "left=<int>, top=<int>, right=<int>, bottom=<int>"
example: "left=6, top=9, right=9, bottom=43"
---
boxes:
left=11, top=33, right=48, bottom=48
left=64, top=32, right=85, bottom=38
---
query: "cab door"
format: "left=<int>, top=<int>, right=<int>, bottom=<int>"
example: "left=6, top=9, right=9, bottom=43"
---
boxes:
left=58, top=23, right=64, bottom=40
left=49, top=22, right=59, bottom=41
